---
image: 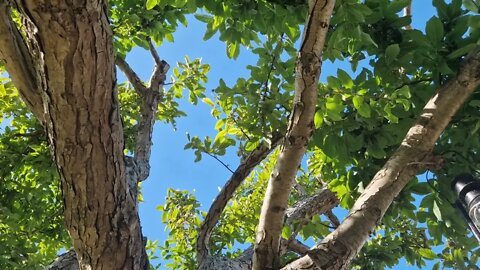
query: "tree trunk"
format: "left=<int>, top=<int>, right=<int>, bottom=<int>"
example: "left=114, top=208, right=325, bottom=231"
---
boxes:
left=0, top=1, right=148, bottom=269
left=253, top=0, right=335, bottom=268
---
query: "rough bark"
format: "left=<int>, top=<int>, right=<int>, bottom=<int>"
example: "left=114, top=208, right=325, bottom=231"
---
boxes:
left=284, top=186, right=338, bottom=225
left=252, top=0, right=336, bottom=269
left=198, top=187, right=337, bottom=270
left=281, top=49, right=480, bottom=270
left=196, top=134, right=282, bottom=263
left=0, top=2, right=44, bottom=122
left=0, top=1, right=149, bottom=269
left=45, top=250, right=79, bottom=270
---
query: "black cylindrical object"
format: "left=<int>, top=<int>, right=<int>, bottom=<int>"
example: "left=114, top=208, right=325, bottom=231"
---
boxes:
left=452, top=174, right=480, bottom=234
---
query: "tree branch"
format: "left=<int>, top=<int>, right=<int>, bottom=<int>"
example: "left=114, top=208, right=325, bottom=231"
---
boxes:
left=115, top=57, right=148, bottom=94
left=133, top=58, right=169, bottom=181
left=115, top=41, right=170, bottom=182
left=205, top=152, right=235, bottom=174
left=252, top=0, right=336, bottom=269
left=0, top=2, right=44, bottom=123
left=281, top=238, right=310, bottom=255
left=196, top=134, right=283, bottom=263
left=284, top=186, right=338, bottom=225
left=325, top=209, right=340, bottom=228
left=281, top=49, right=480, bottom=270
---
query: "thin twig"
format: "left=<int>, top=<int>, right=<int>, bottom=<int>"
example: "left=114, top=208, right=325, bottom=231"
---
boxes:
left=146, top=37, right=168, bottom=91
left=205, top=152, right=235, bottom=174
left=394, top=78, right=432, bottom=91
left=325, top=209, right=340, bottom=228
left=258, top=34, right=284, bottom=132
left=230, top=113, right=252, bottom=141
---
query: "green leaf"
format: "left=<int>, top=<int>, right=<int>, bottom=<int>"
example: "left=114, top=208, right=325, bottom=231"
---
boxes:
left=357, top=103, right=371, bottom=118
left=454, top=249, right=466, bottom=269
left=410, top=182, right=430, bottom=195
left=433, top=200, right=442, bottom=221
left=426, top=16, right=444, bottom=44
left=385, top=44, right=400, bottom=63
left=245, top=140, right=260, bottom=152
left=314, top=111, right=323, bottom=129
left=463, top=0, right=480, bottom=13
left=396, top=85, right=411, bottom=98
left=418, top=248, right=437, bottom=260
left=165, top=33, right=174, bottom=42
left=327, top=76, right=342, bottom=89
left=352, top=96, right=364, bottom=110
left=227, top=42, right=240, bottom=59
left=337, top=69, right=353, bottom=89
left=202, top=97, right=215, bottom=107
left=281, top=226, right=292, bottom=239
left=387, top=0, right=410, bottom=14
left=447, top=43, right=479, bottom=59
left=433, top=0, right=449, bottom=19
left=195, top=14, right=213, bottom=23
left=213, top=129, right=227, bottom=147
left=146, top=0, right=158, bottom=10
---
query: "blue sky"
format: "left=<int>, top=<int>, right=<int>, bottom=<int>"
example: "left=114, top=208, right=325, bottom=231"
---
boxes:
left=119, top=1, right=451, bottom=269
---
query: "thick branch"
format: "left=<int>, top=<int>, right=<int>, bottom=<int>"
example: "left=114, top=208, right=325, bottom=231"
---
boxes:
left=45, top=249, right=79, bottom=270
left=115, top=57, right=149, bottom=94
left=252, top=0, right=336, bottom=269
left=281, top=238, right=310, bottom=255
left=134, top=59, right=169, bottom=181
left=282, top=50, right=480, bottom=270
left=196, top=134, right=283, bottom=263
left=284, top=186, right=338, bottom=225
left=116, top=47, right=170, bottom=182
left=0, top=3, right=44, bottom=123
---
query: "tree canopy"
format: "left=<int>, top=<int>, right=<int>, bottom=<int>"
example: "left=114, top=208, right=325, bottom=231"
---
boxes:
left=0, top=0, right=480, bottom=269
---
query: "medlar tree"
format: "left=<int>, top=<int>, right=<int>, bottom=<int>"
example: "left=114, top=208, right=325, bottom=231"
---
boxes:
left=0, top=0, right=480, bottom=269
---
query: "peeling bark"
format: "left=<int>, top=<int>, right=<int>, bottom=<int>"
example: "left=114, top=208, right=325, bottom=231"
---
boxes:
left=252, top=0, right=336, bottom=269
left=0, top=1, right=149, bottom=269
left=196, top=134, right=282, bottom=263
left=281, top=49, right=480, bottom=270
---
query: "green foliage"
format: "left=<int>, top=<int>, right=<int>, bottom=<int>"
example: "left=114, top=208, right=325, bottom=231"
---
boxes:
left=209, top=151, right=277, bottom=254
left=0, top=67, right=69, bottom=269
left=157, top=189, right=203, bottom=269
